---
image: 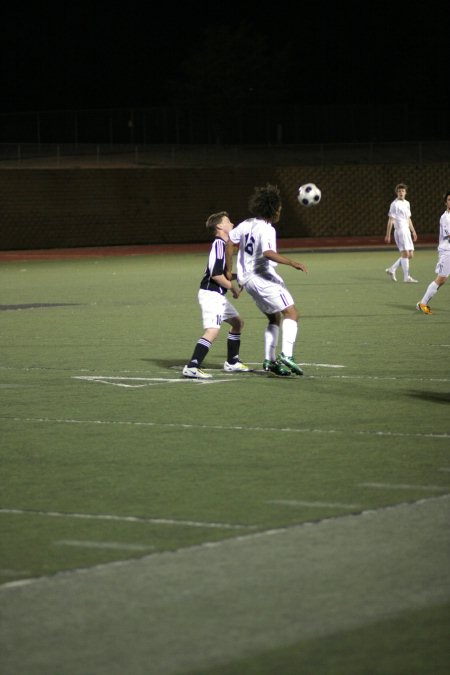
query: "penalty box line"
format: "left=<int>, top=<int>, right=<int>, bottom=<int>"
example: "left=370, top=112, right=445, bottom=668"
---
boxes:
left=1, top=415, right=449, bottom=439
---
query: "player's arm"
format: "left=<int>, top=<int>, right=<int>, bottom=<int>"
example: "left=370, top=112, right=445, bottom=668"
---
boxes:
left=263, top=249, right=308, bottom=273
left=211, top=274, right=240, bottom=298
left=385, top=217, right=394, bottom=242
left=409, top=218, right=417, bottom=241
left=225, top=239, right=236, bottom=281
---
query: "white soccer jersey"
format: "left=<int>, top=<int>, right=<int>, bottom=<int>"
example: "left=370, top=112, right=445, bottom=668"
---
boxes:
left=438, top=209, right=450, bottom=253
left=388, top=198, right=411, bottom=230
left=228, top=217, right=282, bottom=285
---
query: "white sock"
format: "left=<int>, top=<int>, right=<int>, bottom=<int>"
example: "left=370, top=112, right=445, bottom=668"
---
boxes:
left=281, top=318, right=298, bottom=357
left=265, top=324, right=279, bottom=361
left=421, top=281, right=439, bottom=305
left=400, top=258, right=410, bottom=280
left=391, top=257, right=402, bottom=271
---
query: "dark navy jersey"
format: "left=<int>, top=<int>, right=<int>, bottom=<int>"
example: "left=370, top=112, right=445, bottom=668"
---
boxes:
left=199, top=237, right=227, bottom=295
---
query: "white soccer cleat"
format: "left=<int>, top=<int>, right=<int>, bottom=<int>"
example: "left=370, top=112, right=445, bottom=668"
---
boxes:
left=223, top=361, right=250, bottom=372
left=182, top=365, right=212, bottom=379
left=404, top=276, right=418, bottom=283
left=385, top=268, right=397, bottom=282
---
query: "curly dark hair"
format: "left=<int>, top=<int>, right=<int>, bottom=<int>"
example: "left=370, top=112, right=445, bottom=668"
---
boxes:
left=248, top=184, right=282, bottom=222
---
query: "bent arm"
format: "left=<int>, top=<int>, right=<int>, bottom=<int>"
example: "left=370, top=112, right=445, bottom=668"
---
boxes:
left=263, top=249, right=308, bottom=273
left=211, top=273, right=240, bottom=298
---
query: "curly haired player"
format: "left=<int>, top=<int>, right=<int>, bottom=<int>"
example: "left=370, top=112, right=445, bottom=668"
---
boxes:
left=226, top=184, right=308, bottom=377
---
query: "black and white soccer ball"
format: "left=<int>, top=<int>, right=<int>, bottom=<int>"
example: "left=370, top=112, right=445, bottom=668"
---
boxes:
left=297, top=183, right=321, bottom=207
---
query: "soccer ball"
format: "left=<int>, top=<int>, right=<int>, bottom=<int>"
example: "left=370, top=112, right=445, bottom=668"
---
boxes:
left=297, top=183, right=321, bottom=207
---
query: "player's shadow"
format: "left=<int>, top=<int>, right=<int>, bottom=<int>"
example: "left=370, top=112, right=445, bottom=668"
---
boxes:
left=140, top=358, right=266, bottom=376
left=387, top=303, right=420, bottom=312
left=140, top=358, right=183, bottom=370
left=407, top=390, right=450, bottom=404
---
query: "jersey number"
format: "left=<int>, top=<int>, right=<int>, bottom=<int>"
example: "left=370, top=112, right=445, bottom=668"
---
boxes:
left=244, top=234, right=255, bottom=255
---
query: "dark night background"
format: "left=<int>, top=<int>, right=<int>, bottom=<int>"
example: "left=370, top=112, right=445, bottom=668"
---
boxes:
left=2, top=1, right=448, bottom=142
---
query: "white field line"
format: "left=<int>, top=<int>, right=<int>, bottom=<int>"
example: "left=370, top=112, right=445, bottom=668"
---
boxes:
left=359, top=483, right=448, bottom=492
left=0, top=569, right=30, bottom=577
left=244, top=362, right=345, bottom=368
left=73, top=373, right=450, bottom=384
left=268, top=500, right=360, bottom=509
left=72, top=376, right=245, bottom=387
left=0, top=507, right=255, bottom=530
left=439, top=467, right=450, bottom=472
left=3, top=493, right=449, bottom=590
left=55, top=540, right=155, bottom=551
left=1, top=415, right=449, bottom=439
left=315, top=375, right=450, bottom=382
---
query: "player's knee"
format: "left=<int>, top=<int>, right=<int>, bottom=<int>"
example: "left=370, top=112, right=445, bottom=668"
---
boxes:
left=230, top=316, right=244, bottom=332
left=283, top=306, right=298, bottom=321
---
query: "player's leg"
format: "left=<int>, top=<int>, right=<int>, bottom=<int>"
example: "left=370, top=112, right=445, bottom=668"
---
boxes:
left=278, top=304, right=304, bottom=376
left=223, top=306, right=250, bottom=371
left=386, top=231, right=403, bottom=281
left=401, top=250, right=418, bottom=282
left=244, top=278, right=292, bottom=376
left=264, top=313, right=281, bottom=366
left=416, top=275, right=447, bottom=314
left=183, top=291, right=222, bottom=378
left=416, top=253, right=449, bottom=314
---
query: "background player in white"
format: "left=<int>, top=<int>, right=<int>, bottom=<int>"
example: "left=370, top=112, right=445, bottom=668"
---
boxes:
left=416, top=190, right=450, bottom=314
left=226, top=183, right=308, bottom=377
left=384, top=183, right=418, bottom=282
left=183, top=211, right=249, bottom=379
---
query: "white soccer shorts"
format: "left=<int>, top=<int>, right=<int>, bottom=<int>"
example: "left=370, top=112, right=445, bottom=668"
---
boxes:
left=198, top=289, right=239, bottom=329
left=435, top=250, right=450, bottom=278
left=243, top=275, right=295, bottom=314
left=394, top=228, right=414, bottom=252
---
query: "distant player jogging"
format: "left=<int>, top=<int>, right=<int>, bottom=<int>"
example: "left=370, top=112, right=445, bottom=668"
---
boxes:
left=384, top=183, right=418, bottom=283
left=416, top=190, right=450, bottom=314
left=226, top=183, right=308, bottom=377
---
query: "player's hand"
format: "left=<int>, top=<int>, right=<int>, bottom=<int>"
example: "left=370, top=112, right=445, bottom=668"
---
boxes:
left=231, top=286, right=240, bottom=299
left=292, top=261, right=308, bottom=273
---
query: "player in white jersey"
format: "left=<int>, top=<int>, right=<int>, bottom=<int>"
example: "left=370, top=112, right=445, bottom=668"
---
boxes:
left=384, top=183, right=418, bottom=282
left=183, top=211, right=249, bottom=379
left=226, top=184, right=308, bottom=377
left=416, top=190, right=450, bottom=315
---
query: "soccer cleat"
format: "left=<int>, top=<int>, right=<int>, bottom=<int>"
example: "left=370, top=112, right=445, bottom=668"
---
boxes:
left=405, top=276, right=418, bottom=283
left=385, top=268, right=397, bottom=282
left=265, top=359, right=292, bottom=377
left=416, top=303, right=432, bottom=315
left=182, top=365, right=212, bottom=379
left=224, top=360, right=250, bottom=372
left=278, top=353, right=304, bottom=376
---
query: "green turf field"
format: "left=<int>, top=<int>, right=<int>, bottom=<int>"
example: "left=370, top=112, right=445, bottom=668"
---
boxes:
left=1, top=248, right=449, bottom=674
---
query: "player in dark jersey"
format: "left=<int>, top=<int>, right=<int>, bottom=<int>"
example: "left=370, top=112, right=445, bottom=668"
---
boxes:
left=183, top=211, right=250, bottom=379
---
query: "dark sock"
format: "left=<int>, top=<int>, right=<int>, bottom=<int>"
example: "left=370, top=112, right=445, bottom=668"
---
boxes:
left=188, top=338, right=211, bottom=368
left=227, top=332, right=241, bottom=363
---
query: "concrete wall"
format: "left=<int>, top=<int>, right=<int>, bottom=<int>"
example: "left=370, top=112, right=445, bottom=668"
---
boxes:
left=1, top=164, right=448, bottom=250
